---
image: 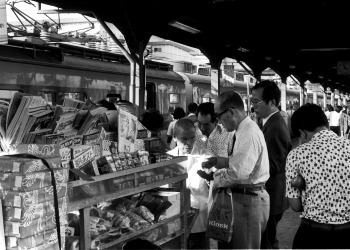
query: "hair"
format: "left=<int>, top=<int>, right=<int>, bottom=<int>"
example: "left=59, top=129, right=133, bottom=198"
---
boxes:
left=97, top=99, right=117, bottom=110
left=139, top=109, right=164, bottom=133
left=335, top=105, right=342, bottom=113
left=252, top=80, right=281, bottom=106
left=327, top=104, right=334, bottom=111
left=291, top=103, right=328, bottom=136
left=174, top=118, right=195, bottom=137
left=173, top=107, right=186, bottom=120
left=188, top=102, right=198, bottom=114
left=122, top=239, right=161, bottom=250
left=218, top=91, right=245, bottom=111
left=197, top=102, right=215, bottom=122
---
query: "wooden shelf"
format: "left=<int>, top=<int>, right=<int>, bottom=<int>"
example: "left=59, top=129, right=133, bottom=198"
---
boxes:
left=68, top=156, right=189, bottom=250
left=68, top=156, right=187, bottom=188
left=68, top=174, right=187, bottom=212
left=100, top=213, right=185, bottom=249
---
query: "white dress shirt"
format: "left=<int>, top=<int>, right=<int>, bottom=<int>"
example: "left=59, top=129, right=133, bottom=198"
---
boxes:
left=213, top=116, right=270, bottom=188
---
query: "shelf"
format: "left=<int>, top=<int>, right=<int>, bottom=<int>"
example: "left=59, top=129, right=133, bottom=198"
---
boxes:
left=68, top=174, right=187, bottom=212
left=100, top=213, right=185, bottom=249
left=68, top=156, right=187, bottom=188
left=154, top=228, right=186, bottom=246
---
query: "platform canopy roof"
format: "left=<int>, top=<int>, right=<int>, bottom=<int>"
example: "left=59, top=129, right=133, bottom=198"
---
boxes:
left=36, top=0, right=350, bottom=94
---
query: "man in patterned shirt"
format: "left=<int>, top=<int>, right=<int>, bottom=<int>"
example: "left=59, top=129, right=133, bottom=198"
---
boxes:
left=286, top=103, right=350, bottom=249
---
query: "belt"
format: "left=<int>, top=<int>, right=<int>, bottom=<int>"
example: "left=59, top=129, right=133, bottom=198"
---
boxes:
left=301, top=218, right=350, bottom=231
left=231, top=184, right=265, bottom=196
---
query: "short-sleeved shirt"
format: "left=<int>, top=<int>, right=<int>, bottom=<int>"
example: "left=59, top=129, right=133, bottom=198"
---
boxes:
left=286, top=130, right=350, bottom=224
left=167, top=119, right=178, bottom=136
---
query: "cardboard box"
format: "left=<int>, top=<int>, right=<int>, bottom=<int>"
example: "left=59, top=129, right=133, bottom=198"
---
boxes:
left=0, top=184, right=68, bottom=208
left=3, top=197, right=67, bottom=222
left=161, top=205, right=181, bottom=218
left=152, top=191, right=180, bottom=206
left=0, top=156, right=63, bottom=173
left=0, top=168, right=69, bottom=192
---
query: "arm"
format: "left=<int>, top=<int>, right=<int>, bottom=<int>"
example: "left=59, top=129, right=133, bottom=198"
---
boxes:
left=213, top=133, right=264, bottom=188
left=265, top=123, right=292, bottom=177
left=288, top=198, right=303, bottom=212
left=167, top=122, right=173, bottom=143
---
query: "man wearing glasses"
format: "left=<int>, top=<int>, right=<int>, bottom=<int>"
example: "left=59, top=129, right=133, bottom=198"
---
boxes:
left=251, top=80, right=292, bottom=249
left=202, top=91, right=270, bottom=249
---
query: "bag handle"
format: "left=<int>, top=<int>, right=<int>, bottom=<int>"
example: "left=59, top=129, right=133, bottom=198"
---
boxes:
left=3, top=153, right=62, bottom=249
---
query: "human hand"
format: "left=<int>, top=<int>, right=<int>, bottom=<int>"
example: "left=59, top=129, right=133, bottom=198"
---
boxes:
left=197, top=170, right=214, bottom=181
left=201, top=157, right=217, bottom=169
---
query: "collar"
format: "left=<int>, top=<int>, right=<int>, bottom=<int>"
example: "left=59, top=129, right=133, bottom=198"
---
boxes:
left=262, top=110, right=279, bottom=126
left=311, top=129, right=335, bottom=141
left=188, top=113, right=196, bottom=116
left=236, top=116, right=251, bottom=134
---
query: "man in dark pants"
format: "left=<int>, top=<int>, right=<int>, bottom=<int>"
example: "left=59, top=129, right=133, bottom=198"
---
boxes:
left=252, top=80, right=292, bottom=249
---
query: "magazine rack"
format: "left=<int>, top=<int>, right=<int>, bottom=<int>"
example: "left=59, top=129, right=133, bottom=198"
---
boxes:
left=67, top=156, right=189, bottom=250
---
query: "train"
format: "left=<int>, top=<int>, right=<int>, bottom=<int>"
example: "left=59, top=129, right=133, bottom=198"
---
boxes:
left=0, top=39, right=329, bottom=117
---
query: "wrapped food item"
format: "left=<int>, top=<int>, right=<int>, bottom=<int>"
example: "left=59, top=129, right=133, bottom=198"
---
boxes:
left=130, top=206, right=154, bottom=223
left=111, top=197, right=136, bottom=211
left=124, top=211, right=151, bottom=231
left=90, top=207, right=101, bottom=217
left=141, top=227, right=161, bottom=242
left=65, top=236, right=80, bottom=250
left=111, top=212, right=130, bottom=228
left=67, top=212, right=79, bottom=223
left=68, top=220, right=80, bottom=236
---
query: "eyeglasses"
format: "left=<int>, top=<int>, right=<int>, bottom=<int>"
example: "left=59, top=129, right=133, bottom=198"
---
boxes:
left=251, top=100, right=265, bottom=106
left=215, top=107, right=234, bottom=121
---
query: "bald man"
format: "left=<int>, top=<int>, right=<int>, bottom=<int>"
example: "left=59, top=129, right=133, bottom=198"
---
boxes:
left=202, top=91, right=270, bottom=249
left=167, top=118, right=210, bottom=249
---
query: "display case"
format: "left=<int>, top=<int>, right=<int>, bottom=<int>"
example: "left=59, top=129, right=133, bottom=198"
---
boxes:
left=67, top=156, right=189, bottom=250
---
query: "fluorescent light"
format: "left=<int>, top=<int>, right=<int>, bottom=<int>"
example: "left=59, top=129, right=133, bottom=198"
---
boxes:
left=168, top=21, right=201, bottom=34
left=237, top=47, right=249, bottom=52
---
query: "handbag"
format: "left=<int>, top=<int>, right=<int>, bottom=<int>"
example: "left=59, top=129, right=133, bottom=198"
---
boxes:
left=206, top=188, right=234, bottom=243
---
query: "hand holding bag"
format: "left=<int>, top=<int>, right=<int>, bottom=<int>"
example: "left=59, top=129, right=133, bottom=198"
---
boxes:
left=206, top=188, right=234, bottom=243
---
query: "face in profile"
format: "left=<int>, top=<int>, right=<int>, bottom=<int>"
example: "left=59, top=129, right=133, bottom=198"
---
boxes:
left=175, top=127, right=196, bottom=155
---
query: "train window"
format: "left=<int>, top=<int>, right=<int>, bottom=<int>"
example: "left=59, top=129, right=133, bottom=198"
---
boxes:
left=170, top=93, right=180, bottom=104
left=202, top=97, right=210, bottom=103
left=0, top=90, right=19, bottom=103
left=64, top=92, right=86, bottom=101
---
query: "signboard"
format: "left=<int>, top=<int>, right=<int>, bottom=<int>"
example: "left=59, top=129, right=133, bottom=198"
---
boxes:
left=337, top=61, right=350, bottom=75
left=0, top=0, right=7, bottom=45
left=306, top=83, right=322, bottom=93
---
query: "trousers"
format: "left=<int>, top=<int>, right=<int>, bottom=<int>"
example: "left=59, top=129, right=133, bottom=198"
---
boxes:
left=293, top=218, right=350, bottom=249
left=218, top=189, right=270, bottom=249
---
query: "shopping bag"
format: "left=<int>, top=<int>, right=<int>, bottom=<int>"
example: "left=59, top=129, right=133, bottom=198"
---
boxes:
left=206, top=188, right=234, bottom=242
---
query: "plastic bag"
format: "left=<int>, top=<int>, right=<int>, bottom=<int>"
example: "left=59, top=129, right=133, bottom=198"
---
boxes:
left=206, top=188, right=234, bottom=243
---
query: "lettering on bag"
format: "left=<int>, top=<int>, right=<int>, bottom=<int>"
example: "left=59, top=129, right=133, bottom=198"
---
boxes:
left=208, top=220, right=229, bottom=229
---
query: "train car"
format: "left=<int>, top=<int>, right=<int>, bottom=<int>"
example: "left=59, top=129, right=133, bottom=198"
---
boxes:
left=0, top=39, right=331, bottom=119
left=0, top=40, right=186, bottom=116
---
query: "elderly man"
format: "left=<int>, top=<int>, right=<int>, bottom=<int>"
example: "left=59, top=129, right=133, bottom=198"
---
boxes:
left=166, top=118, right=210, bottom=249
left=203, top=91, right=270, bottom=249
left=251, top=80, right=292, bottom=249
left=286, top=104, right=350, bottom=249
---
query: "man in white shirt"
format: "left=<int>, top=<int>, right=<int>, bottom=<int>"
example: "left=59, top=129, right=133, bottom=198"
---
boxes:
left=166, top=118, right=210, bottom=249
left=202, top=91, right=270, bottom=249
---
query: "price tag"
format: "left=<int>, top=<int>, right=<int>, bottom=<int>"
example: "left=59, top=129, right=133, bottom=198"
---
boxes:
left=12, top=162, right=20, bottom=172
left=15, top=176, right=22, bottom=188
left=14, top=196, right=21, bottom=207
left=12, top=222, right=20, bottom=235
left=14, top=208, right=21, bottom=219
